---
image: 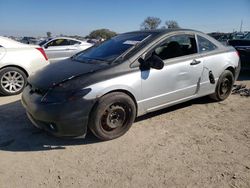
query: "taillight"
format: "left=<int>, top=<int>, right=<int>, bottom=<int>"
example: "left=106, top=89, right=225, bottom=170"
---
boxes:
left=36, top=47, right=48, bottom=61
left=235, top=50, right=240, bottom=57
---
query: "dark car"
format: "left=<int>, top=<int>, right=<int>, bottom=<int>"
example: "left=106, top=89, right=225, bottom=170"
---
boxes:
left=20, top=37, right=38, bottom=44
left=228, top=32, right=250, bottom=68
left=21, top=29, right=240, bottom=140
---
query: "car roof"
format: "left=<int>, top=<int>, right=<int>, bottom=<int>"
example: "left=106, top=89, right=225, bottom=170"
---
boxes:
left=122, top=29, right=224, bottom=48
left=123, top=29, right=203, bottom=36
left=49, top=37, right=84, bottom=42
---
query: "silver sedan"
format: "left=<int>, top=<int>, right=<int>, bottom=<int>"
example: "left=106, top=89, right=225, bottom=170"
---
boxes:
left=40, top=37, right=93, bottom=62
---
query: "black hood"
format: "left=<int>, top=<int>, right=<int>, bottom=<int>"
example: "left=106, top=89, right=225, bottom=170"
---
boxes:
left=29, top=58, right=109, bottom=89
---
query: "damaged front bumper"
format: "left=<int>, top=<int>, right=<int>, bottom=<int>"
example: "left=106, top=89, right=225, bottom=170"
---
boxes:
left=21, top=86, right=96, bottom=137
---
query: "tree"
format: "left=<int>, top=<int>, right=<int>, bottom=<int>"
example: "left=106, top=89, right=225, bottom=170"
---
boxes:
left=46, top=32, right=52, bottom=37
left=88, top=29, right=117, bottom=40
left=141, top=17, right=161, bottom=30
left=165, top=20, right=180, bottom=29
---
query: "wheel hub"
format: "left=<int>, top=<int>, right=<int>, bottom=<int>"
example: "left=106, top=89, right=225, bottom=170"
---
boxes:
left=219, top=77, right=232, bottom=97
left=1, top=71, right=24, bottom=93
left=101, top=104, right=127, bottom=131
left=107, top=108, right=125, bottom=128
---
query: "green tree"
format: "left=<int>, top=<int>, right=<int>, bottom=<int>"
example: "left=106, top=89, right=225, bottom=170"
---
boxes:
left=88, top=29, right=117, bottom=40
left=141, top=17, right=161, bottom=30
left=165, top=20, right=180, bottom=29
left=46, top=31, right=52, bottom=37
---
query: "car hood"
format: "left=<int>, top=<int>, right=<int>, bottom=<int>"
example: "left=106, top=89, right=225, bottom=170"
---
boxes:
left=28, top=58, right=109, bottom=89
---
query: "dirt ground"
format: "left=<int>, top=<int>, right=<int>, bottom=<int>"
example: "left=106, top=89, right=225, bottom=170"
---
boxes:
left=0, top=71, right=249, bottom=188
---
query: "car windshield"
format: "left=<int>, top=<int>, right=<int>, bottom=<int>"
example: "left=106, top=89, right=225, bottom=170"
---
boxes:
left=73, top=33, right=150, bottom=63
left=39, top=38, right=52, bottom=46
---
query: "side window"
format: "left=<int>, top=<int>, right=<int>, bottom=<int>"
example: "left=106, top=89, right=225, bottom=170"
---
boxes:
left=47, top=39, right=70, bottom=47
left=154, top=34, right=197, bottom=60
left=197, top=35, right=217, bottom=53
left=69, top=40, right=80, bottom=45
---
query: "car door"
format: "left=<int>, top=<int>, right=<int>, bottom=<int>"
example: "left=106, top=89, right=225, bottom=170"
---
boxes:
left=67, top=39, right=82, bottom=56
left=140, top=34, right=204, bottom=112
left=44, top=39, right=73, bottom=62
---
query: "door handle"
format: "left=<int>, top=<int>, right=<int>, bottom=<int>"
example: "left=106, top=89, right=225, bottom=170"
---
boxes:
left=190, top=59, right=201, bottom=65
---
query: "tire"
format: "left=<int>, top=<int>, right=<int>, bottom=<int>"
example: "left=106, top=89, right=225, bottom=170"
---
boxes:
left=89, top=92, right=136, bottom=141
left=209, top=70, right=234, bottom=101
left=0, top=67, right=27, bottom=96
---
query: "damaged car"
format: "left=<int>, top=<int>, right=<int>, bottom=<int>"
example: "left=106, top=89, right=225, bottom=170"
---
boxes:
left=22, top=29, right=240, bottom=140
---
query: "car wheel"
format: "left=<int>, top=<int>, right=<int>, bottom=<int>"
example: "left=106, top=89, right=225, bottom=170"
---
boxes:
left=210, top=70, right=234, bottom=101
left=89, top=92, right=136, bottom=141
left=0, top=67, right=27, bottom=96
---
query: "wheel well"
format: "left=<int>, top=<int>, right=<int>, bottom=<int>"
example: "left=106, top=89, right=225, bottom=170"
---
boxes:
left=102, top=89, right=138, bottom=115
left=0, top=65, right=29, bottom=77
left=226, top=66, right=235, bottom=78
left=106, top=89, right=138, bottom=110
left=87, top=89, right=138, bottom=129
left=89, top=89, right=138, bottom=118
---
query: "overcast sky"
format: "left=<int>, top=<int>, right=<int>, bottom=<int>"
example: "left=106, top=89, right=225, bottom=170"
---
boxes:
left=0, top=0, right=249, bottom=37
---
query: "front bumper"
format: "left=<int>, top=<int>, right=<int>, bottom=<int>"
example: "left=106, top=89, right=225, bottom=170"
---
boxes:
left=21, top=86, right=95, bottom=137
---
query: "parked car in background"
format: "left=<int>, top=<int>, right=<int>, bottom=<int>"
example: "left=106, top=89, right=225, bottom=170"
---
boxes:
left=39, top=37, right=93, bottom=62
left=22, top=29, right=240, bottom=140
left=228, top=32, right=250, bottom=68
left=20, top=36, right=38, bottom=44
left=0, top=36, right=49, bottom=95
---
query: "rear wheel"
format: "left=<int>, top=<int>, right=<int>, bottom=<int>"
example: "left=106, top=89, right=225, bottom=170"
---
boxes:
left=89, top=92, right=136, bottom=141
left=0, top=67, right=27, bottom=96
left=210, top=70, right=234, bottom=101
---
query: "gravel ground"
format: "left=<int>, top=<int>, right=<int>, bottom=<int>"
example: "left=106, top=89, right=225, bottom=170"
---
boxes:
left=0, top=72, right=249, bottom=188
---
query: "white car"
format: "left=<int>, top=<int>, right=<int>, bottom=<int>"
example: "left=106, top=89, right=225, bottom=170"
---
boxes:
left=0, top=36, right=49, bottom=95
left=39, top=37, right=93, bottom=62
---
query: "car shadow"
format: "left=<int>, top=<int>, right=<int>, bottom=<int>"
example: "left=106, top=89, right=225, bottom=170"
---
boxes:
left=0, top=96, right=216, bottom=152
left=0, top=100, right=102, bottom=152
left=135, top=96, right=215, bottom=122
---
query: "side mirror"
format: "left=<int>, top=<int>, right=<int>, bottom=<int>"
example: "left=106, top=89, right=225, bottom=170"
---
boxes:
left=44, top=45, right=48, bottom=49
left=145, top=54, right=164, bottom=70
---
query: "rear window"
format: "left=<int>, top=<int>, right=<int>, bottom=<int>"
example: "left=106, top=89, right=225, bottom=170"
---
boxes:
left=197, top=35, right=217, bottom=53
left=69, top=40, right=81, bottom=45
left=244, top=33, right=250, bottom=40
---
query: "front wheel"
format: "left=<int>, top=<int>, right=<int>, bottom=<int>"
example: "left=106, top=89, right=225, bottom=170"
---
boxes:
left=0, top=67, right=27, bottom=96
left=209, top=70, right=234, bottom=101
left=89, top=92, right=136, bottom=141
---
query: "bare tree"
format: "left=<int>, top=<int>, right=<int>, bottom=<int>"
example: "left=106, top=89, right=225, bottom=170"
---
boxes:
left=165, top=20, right=180, bottom=29
left=141, top=17, right=161, bottom=30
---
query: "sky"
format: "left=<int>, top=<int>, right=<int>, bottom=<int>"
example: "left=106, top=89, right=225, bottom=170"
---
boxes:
left=0, top=0, right=249, bottom=37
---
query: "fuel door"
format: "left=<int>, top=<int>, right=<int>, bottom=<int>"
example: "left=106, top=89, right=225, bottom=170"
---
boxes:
left=0, top=45, right=6, bottom=61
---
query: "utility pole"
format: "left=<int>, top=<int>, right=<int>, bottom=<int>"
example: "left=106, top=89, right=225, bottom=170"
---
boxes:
left=240, top=20, right=243, bottom=32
